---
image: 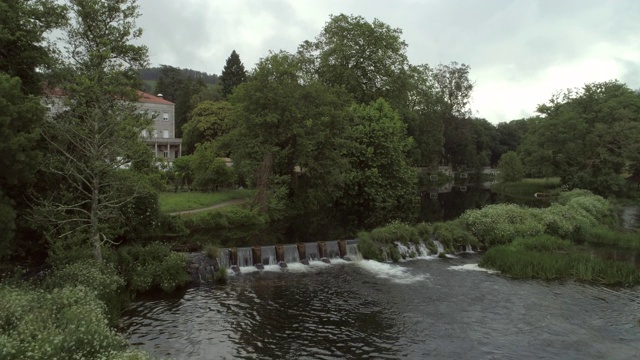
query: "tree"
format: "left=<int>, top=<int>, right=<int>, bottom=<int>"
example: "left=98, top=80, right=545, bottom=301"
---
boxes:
left=0, top=0, right=67, bottom=95
left=519, top=80, right=640, bottom=194
left=432, top=62, right=474, bottom=118
left=0, top=74, right=47, bottom=258
left=182, top=100, right=233, bottom=154
left=225, top=51, right=353, bottom=221
left=497, top=151, right=524, bottom=182
left=191, top=143, right=234, bottom=191
left=0, top=0, right=66, bottom=260
left=36, top=0, right=150, bottom=262
left=298, top=14, right=410, bottom=108
left=153, top=65, right=183, bottom=102
left=335, top=99, right=418, bottom=230
left=174, top=76, right=205, bottom=138
left=219, top=50, right=247, bottom=98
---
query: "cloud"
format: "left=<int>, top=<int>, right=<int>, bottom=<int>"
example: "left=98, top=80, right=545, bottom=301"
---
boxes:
left=135, top=0, right=640, bottom=123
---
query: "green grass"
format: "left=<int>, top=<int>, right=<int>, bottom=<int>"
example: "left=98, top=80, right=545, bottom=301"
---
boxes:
left=583, top=226, right=640, bottom=249
left=492, top=177, right=561, bottom=198
left=480, top=236, right=640, bottom=286
left=159, top=189, right=255, bottom=213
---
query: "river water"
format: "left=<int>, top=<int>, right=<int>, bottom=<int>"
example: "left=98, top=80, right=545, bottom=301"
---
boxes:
left=122, top=254, right=640, bottom=359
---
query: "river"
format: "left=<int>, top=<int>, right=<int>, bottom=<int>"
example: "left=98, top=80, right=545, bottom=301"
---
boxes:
left=122, top=254, right=640, bottom=359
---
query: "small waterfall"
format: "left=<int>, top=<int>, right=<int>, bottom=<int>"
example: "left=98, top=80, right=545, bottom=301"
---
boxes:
left=236, top=247, right=253, bottom=267
left=305, top=242, right=320, bottom=260
left=283, top=244, right=300, bottom=264
left=394, top=241, right=433, bottom=260
left=346, top=241, right=361, bottom=260
left=260, top=246, right=277, bottom=265
left=325, top=240, right=341, bottom=259
left=217, top=248, right=230, bottom=269
left=433, top=240, right=445, bottom=254
left=465, top=244, right=474, bottom=253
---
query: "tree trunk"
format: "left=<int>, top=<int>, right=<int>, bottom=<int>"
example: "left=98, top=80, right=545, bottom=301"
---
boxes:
left=91, top=177, right=102, bottom=262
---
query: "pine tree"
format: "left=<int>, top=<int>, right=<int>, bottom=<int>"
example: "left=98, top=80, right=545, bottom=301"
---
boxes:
left=219, top=50, right=247, bottom=98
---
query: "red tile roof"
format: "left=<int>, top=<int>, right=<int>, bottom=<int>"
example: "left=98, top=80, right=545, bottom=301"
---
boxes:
left=137, top=91, right=175, bottom=105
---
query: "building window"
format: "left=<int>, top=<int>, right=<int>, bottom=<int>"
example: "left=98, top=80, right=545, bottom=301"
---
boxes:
left=153, top=130, right=158, bottom=138
left=141, top=129, right=148, bottom=138
left=162, top=112, right=169, bottom=121
left=163, top=151, right=169, bottom=158
left=162, top=129, right=169, bottom=138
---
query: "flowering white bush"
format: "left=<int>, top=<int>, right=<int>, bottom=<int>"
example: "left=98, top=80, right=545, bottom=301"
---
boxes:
left=0, top=285, right=126, bottom=360
left=460, top=204, right=545, bottom=246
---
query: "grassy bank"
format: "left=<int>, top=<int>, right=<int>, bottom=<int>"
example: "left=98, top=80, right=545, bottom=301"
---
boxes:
left=159, top=189, right=255, bottom=213
left=491, top=177, right=560, bottom=198
left=360, top=188, right=640, bottom=286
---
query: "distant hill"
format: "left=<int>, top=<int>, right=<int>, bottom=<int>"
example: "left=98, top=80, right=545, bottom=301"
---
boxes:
left=138, top=67, right=219, bottom=85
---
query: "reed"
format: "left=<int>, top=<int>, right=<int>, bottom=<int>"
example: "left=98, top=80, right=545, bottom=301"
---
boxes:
left=583, top=226, right=640, bottom=249
left=480, top=242, right=639, bottom=286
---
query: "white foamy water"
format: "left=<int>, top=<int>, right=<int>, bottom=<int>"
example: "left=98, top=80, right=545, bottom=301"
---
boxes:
left=448, top=263, right=499, bottom=274
left=356, top=260, right=429, bottom=284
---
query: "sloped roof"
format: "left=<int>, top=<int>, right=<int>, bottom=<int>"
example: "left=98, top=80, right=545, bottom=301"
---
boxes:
left=137, top=91, right=174, bottom=105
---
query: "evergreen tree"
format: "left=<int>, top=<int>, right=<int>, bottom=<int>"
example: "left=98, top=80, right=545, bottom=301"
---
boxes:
left=219, top=50, right=247, bottom=98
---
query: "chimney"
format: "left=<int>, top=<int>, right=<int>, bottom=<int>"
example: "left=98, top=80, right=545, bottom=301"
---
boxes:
left=157, top=93, right=163, bottom=98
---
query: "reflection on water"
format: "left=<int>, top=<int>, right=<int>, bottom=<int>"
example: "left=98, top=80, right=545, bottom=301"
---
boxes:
left=123, top=256, right=640, bottom=359
left=420, top=181, right=551, bottom=222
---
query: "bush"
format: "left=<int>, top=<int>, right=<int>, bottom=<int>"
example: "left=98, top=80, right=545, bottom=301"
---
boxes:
left=386, top=244, right=401, bottom=262
left=44, top=260, right=127, bottom=323
left=182, top=206, right=266, bottom=230
left=205, top=244, right=220, bottom=260
left=460, top=203, right=544, bottom=246
left=116, top=242, right=189, bottom=293
left=432, top=220, right=479, bottom=252
left=511, top=235, right=572, bottom=252
left=214, top=266, right=228, bottom=284
left=0, top=284, right=129, bottom=360
left=368, top=221, right=420, bottom=245
left=356, top=232, right=384, bottom=261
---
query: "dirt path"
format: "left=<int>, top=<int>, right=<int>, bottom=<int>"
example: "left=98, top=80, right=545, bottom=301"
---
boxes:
left=168, top=199, right=247, bottom=215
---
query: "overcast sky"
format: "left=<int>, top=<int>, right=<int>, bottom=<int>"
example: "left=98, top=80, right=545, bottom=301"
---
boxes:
left=135, top=0, right=640, bottom=124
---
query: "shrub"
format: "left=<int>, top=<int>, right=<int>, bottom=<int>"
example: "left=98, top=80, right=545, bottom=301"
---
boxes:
left=386, top=244, right=401, bottom=262
left=432, top=220, right=479, bottom=252
left=0, top=285, right=127, bottom=359
left=214, top=266, right=228, bottom=284
left=511, top=235, right=572, bottom=252
left=356, top=232, right=384, bottom=261
left=116, top=242, right=189, bottom=293
left=44, top=260, right=127, bottom=323
left=205, top=244, right=220, bottom=260
left=369, top=221, right=420, bottom=245
left=460, top=203, right=544, bottom=246
left=182, top=206, right=266, bottom=230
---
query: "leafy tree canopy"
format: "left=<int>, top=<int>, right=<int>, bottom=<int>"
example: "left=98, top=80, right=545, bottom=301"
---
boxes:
left=182, top=100, right=233, bottom=154
left=519, top=80, right=640, bottom=195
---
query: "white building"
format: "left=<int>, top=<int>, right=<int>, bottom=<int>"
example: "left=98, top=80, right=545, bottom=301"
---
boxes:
left=137, top=91, right=182, bottom=161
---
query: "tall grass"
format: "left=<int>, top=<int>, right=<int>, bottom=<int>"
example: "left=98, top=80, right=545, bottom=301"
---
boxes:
left=582, top=226, right=640, bottom=249
left=491, top=177, right=560, bottom=197
left=480, top=245, right=639, bottom=286
left=159, top=189, right=255, bottom=213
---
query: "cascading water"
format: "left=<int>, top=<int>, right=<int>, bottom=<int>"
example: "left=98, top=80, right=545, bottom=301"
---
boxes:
left=395, top=241, right=432, bottom=259
left=236, top=247, right=253, bottom=267
left=433, top=240, right=445, bottom=254
left=325, top=240, right=341, bottom=259
left=465, top=244, right=474, bottom=253
left=283, top=244, right=300, bottom=264
left=260, top=246, right=277, bottom=265
left=217, top=249, right=230, bottom=269
left=305, top=242, right=320, bottom=260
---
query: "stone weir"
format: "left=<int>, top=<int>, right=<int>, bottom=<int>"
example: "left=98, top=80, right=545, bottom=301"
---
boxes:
left=220, top=239, right=358, bottom=274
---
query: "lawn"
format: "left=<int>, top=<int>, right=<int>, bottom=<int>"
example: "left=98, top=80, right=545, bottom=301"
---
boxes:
left=492, top=177, right=561, bottom=198
left=159, top=189, right=255, bottom=213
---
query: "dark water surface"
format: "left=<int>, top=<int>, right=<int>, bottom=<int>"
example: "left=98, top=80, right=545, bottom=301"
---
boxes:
left=122, top=255, right=640, bottom=359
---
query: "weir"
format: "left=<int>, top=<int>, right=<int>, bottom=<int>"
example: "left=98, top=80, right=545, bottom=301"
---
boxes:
left=217, top=238, right=460, bottom=273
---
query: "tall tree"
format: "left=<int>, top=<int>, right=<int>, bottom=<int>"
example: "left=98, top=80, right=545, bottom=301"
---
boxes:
left=0, top=0, right=67, bottom=95
left=519, top=80, right=640, bottom=194
left=432, top=62, right=474, bottom=118
left=219, top=50, right=247, bottom=98
left=225, top=51, right=352, bottom=223
left=182, top=100, right=233, bottom=154
left=298, top=14, right=410, bottom=108
left=335, top=99, right=418, bottom=230
left=35, top=0, right=150, bottom=262
left=153, top=65, right=183, bottom=101
left=0, top=0, right=67, bottom=260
